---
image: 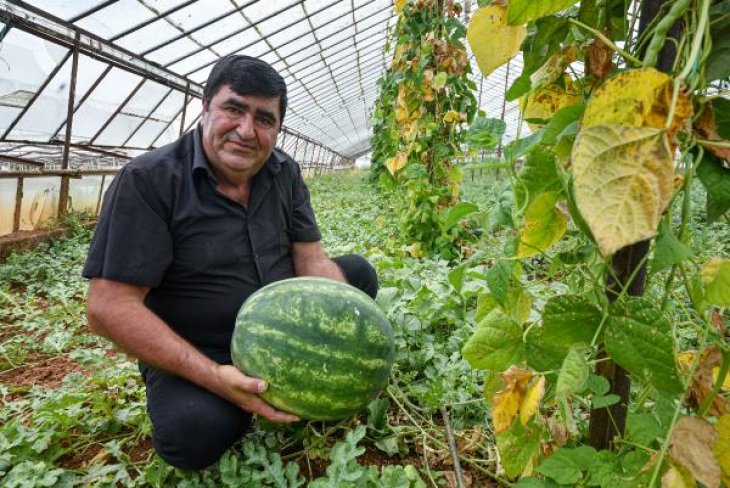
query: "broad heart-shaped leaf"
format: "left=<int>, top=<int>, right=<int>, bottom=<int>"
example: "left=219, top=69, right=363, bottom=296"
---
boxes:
left=556, top=346, right=589, bottom=396
left=541, top=104, right=584, bottom=145
left=467, top=5, right=526, bottom=77
left=713, top=98, right=730, bottom=140
left=496, top=422, right=541, bottom=479
left=707, top=29, right=730, bottom=81
left=605, top=298, right=683, bottom=395
left=462, top=310, right=524, bottom=371
left=525, top=326, right=567, bottom=373
left=651, top=219, right=693, bottom=272
left=514, top=145, right=563, bottom=211
left=581, top=68, right=691, bottom=136
left=541, top=295, right=603, bottom=347
left=517, top=191, right=568, bottom=258
left=521, top=76, right=582, bottom=131
left=538, top=446, right=599, bottom=485
left=572, top=124, right=674, bottom=257
left=701, top=258, right=730, bottom=306
left=696, top=152, right=730, bottom=223
left=507, top=0, right=579, bottom=25
left=443, top=202, right=479, bottom=230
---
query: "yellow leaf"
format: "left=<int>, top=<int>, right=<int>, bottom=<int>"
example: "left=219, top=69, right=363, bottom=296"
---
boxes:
left=581, top=68, right=692, bottom=146
left=662, top=462, right=696, bottom=488
left=530, top=45, right=579, bottom=90
left=713, top=414, right=730, bottom=487
left=394, top=0, right=407, bottom=14
left=386, top=152, right=408, bottom=175
left=670, top=417, right=722, bottom=488
left=571, top=124, right=674, bottom=257
left=443, top=110, right=462, bottom=123
left=701, top=258, right=730, bottom=306
left=521, top=75, right=581, bottom=130
left=520, top=375, right=545, bottom=425
left=517, top=191, right=568, bottom=258
left=467, top=6, right=526, bottom=77
left=492, top=367, right=534, bottom=433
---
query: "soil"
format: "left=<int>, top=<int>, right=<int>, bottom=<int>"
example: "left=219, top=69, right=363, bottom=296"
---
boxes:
left=0, top=355, right=87, bottom=389
left=57, top=436, right=153, bottom=470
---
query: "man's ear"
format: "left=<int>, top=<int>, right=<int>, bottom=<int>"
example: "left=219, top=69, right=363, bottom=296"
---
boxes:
left=201, top=97, right=208, bottom=112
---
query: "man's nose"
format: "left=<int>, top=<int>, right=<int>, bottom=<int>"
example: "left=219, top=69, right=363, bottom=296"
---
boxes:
left=236, top=113, right=255, bottom=138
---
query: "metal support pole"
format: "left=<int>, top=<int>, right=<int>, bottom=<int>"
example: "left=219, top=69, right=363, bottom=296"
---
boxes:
left=95, top=175, right=106, bottom=215
left=180, top=83, right=190, bottom=137
left=58, top=32, right=80, bottom=218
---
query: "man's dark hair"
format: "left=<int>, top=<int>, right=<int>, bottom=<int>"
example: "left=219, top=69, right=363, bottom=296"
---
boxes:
left=203, top=55, right=288, bottom=127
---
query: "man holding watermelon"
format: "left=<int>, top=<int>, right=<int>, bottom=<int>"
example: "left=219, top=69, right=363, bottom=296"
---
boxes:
left=82, top=55, right=378, bottom=470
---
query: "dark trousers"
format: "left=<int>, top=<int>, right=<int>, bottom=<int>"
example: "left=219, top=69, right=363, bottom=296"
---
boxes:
left=140, top=254, right=378, bottom=470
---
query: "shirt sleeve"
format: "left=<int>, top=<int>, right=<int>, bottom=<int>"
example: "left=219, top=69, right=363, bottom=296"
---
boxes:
left=290, top=162, right=322, bottom=243
left=82, top=166, right=173, bottom=287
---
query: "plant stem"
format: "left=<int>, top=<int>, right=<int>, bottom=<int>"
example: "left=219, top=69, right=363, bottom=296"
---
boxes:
left=568, top=18, right=643, bottom=66
left=441, top=406, right=466, bottom=488
left=697, top=139, right=730, bottom=149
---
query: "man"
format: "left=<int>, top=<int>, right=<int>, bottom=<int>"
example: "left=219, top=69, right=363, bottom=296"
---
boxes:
left=83, top=55, right=377, bottom=470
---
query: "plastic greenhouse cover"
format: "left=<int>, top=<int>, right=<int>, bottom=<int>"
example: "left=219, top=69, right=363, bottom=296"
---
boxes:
left=4, top=0, right=542, bottom=157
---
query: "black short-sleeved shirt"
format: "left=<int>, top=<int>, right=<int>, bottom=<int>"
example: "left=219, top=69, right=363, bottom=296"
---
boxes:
left=83, top=126, right=321, bottom=357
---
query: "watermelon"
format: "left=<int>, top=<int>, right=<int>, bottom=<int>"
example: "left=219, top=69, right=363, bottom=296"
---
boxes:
left=231, top=277, right=395, bottom=421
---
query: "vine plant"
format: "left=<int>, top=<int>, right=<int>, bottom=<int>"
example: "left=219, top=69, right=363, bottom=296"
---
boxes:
left=460, top=0, right=729, bottom=485
left=371, top=0, right=479, bottom=259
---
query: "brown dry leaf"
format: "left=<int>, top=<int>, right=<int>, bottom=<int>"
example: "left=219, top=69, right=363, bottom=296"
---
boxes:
left=442, top=471, right=473, bottom=488
left=710, top=310, right=726, bottom=336
left=492, top=367, right=534, bottom=432
left=467, top=5, right=526, bottom=77
left=581, top=68, right=691, bottom=149
left=694, top=101, right=730, bottom=161
left=678, top=348, right=729, bottom=416
left=669, top=417, right=721, bottom=488
left=586, top=38, right=613, bottom=79
left=571, top=124, right=674, bottom=257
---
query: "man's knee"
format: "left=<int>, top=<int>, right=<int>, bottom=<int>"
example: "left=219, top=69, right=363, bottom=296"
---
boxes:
left=332, top=254, right=378, bottom=299
left=152, top=407, right=252, bottom=470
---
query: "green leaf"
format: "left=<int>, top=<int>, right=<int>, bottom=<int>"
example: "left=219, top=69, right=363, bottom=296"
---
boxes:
left=605, top=298, right=683, bottom=395
left=707, top=30, right=730, bottom=81
left=506, top=74, right=532, bottom=101
left=626, top=412, right=664, bottom=447
left=467, top=117, right=506, bottom=150
left=496, top=422, right=541, bottom=479
left=712, top=98, right=730, bottom=140
left=366, top=398, right=390, bottom=432
left=514, top=146, right=563, bottom=210
left=448, top=264, right=466, bottom=294
left=525, top=326, right=567, bottom=373
left=516, top=191, right=568, bottom=258
left=505, top=132, right=543, bottom=162
left=696, top=151, right=730, bottom=223
left=512, top=478, right=543, bottom=488
left=591, top=394, right=620, bottom=409
left=541, top=105, right=584, bottom=145
left=651, top=219, right=693, bottom=272
left=556, top=346, right=589, bottom=396
left=462, top=310, right=524, bottom=370
left=486, top=259, right=515, bottom=306
left=578, top=0, right=629, bottom=39
left=541, top=295, right=603, bottom=347
left=432, top=71, right=448, bottom=90
left=587, top=374, right=610, bottom=395
left=538, top=446, right=598, bottom=485
left=443, top=202, right=479, bottom=230
left=507, top=0, right=579, bottom=25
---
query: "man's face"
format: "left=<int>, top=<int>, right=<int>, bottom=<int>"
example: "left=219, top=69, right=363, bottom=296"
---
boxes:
left=200, top=85, right=280, bottom=178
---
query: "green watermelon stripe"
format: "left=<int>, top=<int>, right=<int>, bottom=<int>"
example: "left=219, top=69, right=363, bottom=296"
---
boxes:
left=237, top=321, right=393, bottom=367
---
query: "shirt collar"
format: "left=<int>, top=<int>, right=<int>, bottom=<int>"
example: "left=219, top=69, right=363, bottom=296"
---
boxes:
left=192, top=124, right=285, bottom=180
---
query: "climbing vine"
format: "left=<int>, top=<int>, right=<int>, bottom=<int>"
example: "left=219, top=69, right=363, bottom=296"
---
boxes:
left=371, top=0, right=478, bottom=258
left=460, top=0, right=730, bottom=484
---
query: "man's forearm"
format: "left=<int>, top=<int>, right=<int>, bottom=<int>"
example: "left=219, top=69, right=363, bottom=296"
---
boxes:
left=294, top=256, right=346, bottom=281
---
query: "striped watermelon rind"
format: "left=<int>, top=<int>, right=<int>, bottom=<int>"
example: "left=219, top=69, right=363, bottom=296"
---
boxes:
left=231, top=277, right=395, bottom=421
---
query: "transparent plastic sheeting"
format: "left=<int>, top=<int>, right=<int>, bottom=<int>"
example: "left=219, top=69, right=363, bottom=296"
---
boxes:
left=0, top=175, right=112, bottom=236
left=1, top=0, right=547, bottom=161
left=1, top=0, right=398, bottom=157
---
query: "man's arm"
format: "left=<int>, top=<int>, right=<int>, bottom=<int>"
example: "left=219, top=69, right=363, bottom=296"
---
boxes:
left=87, top=278, right=298, bottom=422
left=292, top=241, right=345, bottom=281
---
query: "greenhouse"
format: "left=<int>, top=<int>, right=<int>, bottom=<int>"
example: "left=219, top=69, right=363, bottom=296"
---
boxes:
left=0, top=0, right=728, bottom=485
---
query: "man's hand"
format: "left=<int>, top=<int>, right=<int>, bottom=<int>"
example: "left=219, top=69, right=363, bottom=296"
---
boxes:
left=212, top=365, right=300, bottom=423
left=292, top=241, right=345, bottom=281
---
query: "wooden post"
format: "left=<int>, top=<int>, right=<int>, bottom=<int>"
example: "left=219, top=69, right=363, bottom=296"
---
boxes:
left=13, top=177, right=23, bottom=232
left=587, top=0, right=681, bottom=451
left=95, top=175, right=106, bottom=215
